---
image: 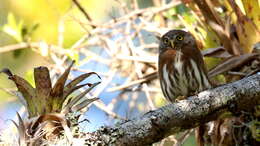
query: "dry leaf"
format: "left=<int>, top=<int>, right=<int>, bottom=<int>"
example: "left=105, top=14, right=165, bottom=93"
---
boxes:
left=208, top=53, right=259, bottom=78
left=202, top=47, right=232, bottom=58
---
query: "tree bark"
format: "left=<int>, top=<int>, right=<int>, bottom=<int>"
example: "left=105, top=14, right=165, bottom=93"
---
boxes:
left=85, top=74, right=260, bottom=146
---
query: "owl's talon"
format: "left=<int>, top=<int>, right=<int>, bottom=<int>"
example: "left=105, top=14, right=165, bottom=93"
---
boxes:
left=175, top=96, right=186, bottom=102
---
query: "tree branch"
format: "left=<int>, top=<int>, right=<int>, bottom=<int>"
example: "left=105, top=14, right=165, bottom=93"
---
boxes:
left=84, top=73, right=260, bottom=146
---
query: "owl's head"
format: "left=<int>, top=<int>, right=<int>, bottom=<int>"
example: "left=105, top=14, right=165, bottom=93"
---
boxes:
left=159, top=30, right=197, bottom=53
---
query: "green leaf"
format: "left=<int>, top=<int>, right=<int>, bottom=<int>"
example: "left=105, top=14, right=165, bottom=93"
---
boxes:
left=2, top=13, right=24, bottom=42
left=7, top=13, right=17, bottom=29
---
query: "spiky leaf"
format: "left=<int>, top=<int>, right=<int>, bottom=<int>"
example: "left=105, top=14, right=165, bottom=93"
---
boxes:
left=12, top=113, right=27, bottom=145
left=62, top=82, right=100, bottom=114
left=1, top=68, right=37, bottom=116
left=34, top=66, right=52, bottom=114
left=51, top=61, right=75, bottom=99
left=63, top=72, right=101, bottom=99
left=71, top=97, right=99, bottom=112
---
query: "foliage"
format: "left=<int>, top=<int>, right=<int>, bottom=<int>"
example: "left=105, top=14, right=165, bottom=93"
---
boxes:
left=1, top=61, right=100, bottom=117
left=1, top=61, right=100, bottom=145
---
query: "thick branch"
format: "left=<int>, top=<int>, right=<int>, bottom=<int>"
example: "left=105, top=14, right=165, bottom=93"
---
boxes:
left=85, top=74, right=260, bottom=146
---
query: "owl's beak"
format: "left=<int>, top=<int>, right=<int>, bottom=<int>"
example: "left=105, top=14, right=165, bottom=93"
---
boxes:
left=170, top=40, right=175, bottom=49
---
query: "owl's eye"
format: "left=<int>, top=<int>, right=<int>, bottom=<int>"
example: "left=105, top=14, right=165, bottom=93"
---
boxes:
left=163, top=38, right=169, bottom=44
left=176, top=35, right=184, bottom=41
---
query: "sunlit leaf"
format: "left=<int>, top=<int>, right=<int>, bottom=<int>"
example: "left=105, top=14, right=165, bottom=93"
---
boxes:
left=25, top=70, right=35, bottom=88
left=2, top=13, right=23, bottom=42
left=242, top=0, right=260, bottom=30
left=229, top=0, right=260, bottom=53
left=7, top=13, right=20, bottom=32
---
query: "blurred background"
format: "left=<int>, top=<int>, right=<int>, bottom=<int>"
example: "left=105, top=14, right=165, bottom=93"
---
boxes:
left=0, top=0, right=259, bottom=145
left=0, top=0, right=162, bottom=136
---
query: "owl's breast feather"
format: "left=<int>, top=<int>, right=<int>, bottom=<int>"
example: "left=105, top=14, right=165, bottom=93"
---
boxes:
left=159, top=49, right=176, bottom=68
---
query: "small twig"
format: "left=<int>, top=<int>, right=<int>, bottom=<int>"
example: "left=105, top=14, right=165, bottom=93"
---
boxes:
left=126, top=21, right=156, bottom=110
left=87, top=1, right=181, bottom=32
left=116, top=55, right=157, bottom=63
left=57, top=17, right=65, bottom=48
left=0, top=42, right=67, bottom=54
left=0, top=42, right=31, bottom=53
left=131, top=0, right=139, bottom=10
left=94, top=100, right=125, bottom=120
left=227, top=71, right=247, bottom=76
left=107, top=72, right=157, bottom=92
left=174, top=129, right=193, bottom=146
left=72, top=0, right=96, bottom=28
left=79, top=49, right=111, bottom=65
left=72, top=68, right=109, bottom=77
